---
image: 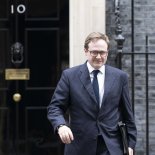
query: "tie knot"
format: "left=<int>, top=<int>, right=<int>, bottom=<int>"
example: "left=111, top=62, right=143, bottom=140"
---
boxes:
left=93, top=70, right=99, bottom=77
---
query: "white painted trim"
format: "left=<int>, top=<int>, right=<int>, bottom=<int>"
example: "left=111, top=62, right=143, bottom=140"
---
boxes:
left=69, top=0, right=106, bottom=67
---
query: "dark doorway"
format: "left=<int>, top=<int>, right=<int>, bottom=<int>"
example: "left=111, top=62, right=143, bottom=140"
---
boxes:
left=0, top=0, right=69, bottom=154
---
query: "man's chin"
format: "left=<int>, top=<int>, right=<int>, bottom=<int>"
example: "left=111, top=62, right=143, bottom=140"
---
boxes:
left=93, top=64, right=102, bottom=69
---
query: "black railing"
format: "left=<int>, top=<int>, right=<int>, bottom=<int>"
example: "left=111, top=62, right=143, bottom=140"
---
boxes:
left=114, top=0, right=155, bottom=154
left=114, top=0, right=125, bottom=69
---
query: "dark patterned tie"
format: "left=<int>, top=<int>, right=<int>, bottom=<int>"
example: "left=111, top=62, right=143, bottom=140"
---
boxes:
left=92, top=70, right=100, bottom=104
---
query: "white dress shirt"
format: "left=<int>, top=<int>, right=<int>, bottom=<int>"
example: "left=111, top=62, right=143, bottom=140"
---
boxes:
left=87, top=62, right=105, bottom=107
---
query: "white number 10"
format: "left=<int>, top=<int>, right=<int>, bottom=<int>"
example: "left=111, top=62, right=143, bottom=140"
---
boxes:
left=11, top=4, right=26, bottom=14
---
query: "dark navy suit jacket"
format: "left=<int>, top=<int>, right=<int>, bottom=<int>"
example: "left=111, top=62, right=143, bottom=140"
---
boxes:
left=47, top=63, right=137, bottom=155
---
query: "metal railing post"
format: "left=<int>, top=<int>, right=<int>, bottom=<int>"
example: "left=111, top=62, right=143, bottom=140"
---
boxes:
left=114, top=0, right=125, bottom=69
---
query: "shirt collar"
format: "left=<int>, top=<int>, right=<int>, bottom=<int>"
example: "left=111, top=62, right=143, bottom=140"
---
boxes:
left=87, top=61, right=105, bottom=74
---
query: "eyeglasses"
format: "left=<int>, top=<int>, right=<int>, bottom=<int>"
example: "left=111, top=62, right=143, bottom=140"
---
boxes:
left=88, top=50, right=108, bottom=57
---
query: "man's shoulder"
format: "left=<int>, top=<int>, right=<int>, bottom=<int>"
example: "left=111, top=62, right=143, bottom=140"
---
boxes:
left=106, top=65, right=127, bottom=76
left=61, top=64, right=86, bottom=80
left=63, top=63, right=85, bottom=73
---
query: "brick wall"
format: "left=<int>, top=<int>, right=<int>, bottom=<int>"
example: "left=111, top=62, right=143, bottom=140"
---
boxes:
left=106, top=0, right=155, bottom=154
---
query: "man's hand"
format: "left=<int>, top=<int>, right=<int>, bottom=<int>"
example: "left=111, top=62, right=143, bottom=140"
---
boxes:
left=128, top=147, right=133, bottom=155
left=58, top=125, right=74, bottom=144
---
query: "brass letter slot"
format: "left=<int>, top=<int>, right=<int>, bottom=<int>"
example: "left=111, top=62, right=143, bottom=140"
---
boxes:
left=5, top=69, right=30, bottom=80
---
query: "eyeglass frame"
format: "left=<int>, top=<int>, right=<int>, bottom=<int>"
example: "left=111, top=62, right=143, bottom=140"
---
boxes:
left=88, top=50, right=108, bottom=57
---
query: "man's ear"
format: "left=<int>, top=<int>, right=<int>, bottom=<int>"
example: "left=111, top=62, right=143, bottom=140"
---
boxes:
left=107, top=51, right=109, bottom=57
left=84, top=48, right=87, bottom=55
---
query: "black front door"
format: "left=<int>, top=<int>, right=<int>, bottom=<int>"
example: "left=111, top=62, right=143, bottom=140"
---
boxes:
left=0, top=0, right=69, bottom=154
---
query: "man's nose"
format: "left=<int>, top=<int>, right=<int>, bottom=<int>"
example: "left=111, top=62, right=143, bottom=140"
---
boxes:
left=96, top=53, right=101, bottom=58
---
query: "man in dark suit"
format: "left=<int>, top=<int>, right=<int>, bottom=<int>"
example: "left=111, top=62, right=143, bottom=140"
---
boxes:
left=47, top=32, right=137, bottom=155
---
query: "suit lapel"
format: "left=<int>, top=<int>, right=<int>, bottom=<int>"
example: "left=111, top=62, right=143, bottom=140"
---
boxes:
left=79, top=64, right=98, bottom=104
left=78, top=64, right=116, bottom=110
left=100, top=65, right=116, bottom=109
